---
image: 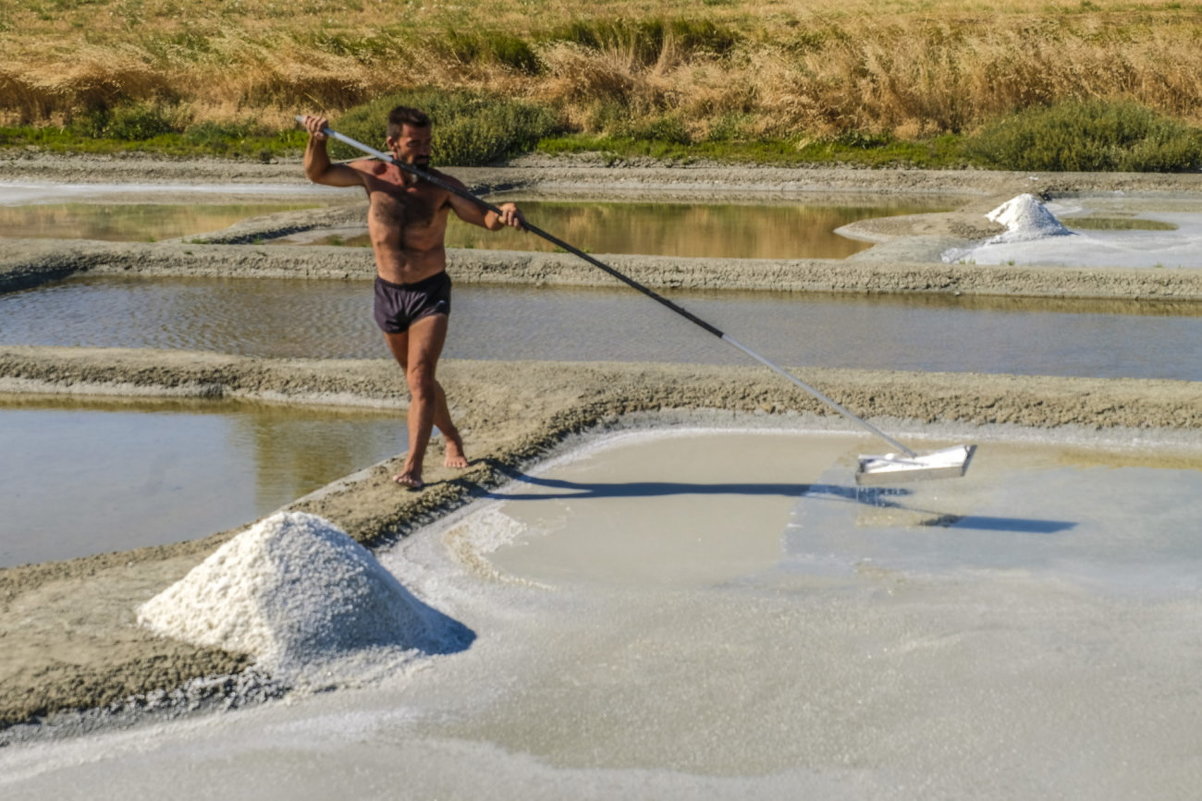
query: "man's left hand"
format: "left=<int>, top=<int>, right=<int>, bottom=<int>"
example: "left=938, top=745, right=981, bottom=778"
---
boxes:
left=497, top=202, right=525, bottom=230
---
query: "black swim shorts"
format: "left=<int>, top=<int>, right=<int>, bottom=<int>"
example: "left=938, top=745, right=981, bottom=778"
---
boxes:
left=372, top=271, right=452, bottom=334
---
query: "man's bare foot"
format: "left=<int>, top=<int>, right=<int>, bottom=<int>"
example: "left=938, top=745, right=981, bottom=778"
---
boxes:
left=393, top=470, right=424, bottom=490
left=444, top=439, right=469, bottom=469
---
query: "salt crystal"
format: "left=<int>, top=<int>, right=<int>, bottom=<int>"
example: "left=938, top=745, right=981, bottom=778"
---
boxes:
left=984, top=193, right=1073, bottom=243
left=137, top=512, right=444, bottom=680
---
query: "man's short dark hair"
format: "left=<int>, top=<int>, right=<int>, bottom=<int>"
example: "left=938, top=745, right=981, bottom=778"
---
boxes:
left=387, top=106, right=431, bottom=139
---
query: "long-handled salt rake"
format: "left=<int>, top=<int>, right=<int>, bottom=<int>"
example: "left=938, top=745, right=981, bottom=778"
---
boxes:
left=299, top=117, right=976, bottom=485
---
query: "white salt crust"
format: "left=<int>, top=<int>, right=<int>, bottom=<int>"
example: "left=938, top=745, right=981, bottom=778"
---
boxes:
left=137, top=512, right=446, bottom=684
left=984, top=193, right=1073, bottom=243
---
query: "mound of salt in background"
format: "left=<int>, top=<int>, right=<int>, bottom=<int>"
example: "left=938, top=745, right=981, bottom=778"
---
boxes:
left=984, top=193, right=1074, bottom=244
left=137, top=512, right=464, bottom=685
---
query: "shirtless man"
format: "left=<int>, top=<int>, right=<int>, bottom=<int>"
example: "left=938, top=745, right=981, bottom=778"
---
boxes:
left=302, top=107, right=524, bottom=489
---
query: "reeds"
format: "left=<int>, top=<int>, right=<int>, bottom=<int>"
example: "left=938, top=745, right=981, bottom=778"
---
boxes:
left=3, top=2, right=1201, bottom=145
left=330, top=89, right=564, bottom=165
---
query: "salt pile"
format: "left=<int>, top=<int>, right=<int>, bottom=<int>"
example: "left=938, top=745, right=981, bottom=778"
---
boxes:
left=138, top=511, right=449, bottom=682
left=984, top=193, right=1073, bottom=244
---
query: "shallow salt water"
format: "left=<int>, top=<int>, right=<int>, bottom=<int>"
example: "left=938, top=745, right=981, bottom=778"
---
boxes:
left=0, top=396, right=406, bottom=567
left=3, top=276, right=1201, bottom=380
left=281, top=195, right=953, bottom=259
left=3, top=427, right=1201, bottom=800
left=0, top=201, right=323, bottom=242
left=1, top=182, right=952, bottom=257
left=0, top=180, right=353, bottom=242
left=0, top=181, right=344, bottom=206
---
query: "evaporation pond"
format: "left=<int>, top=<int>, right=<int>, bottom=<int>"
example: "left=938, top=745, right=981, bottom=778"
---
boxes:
left=0, top=201, right=323, bottom=242
left=405, top=429, right=1202, bottom=790
left=282, top=194, right=954, bottom=258
left=6, top=429, right=1201, bottom=799
left=475, top=430, right=1202, bottom=593
left=0, top=396, right=405, bottom=567
left=3, top=275, right=1201, bottom=380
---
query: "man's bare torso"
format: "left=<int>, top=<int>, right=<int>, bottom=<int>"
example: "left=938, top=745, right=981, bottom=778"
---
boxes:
left=353, top=159, right=453, bottom=285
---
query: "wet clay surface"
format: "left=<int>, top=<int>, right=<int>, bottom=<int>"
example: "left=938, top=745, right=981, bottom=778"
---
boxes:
left=1, top=156, right=1201, bottom=729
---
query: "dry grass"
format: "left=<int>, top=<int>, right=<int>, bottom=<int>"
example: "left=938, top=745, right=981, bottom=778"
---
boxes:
left=743, top=16, right=1202, bottom=137
left=3, top=0, right=1202, bottom=138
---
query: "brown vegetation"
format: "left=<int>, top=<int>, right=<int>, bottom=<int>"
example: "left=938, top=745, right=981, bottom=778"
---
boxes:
left=3, top=1, right=1202, bottom=138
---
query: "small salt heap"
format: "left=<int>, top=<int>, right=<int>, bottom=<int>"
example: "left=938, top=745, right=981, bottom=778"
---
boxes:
left=138, top=512, right=449, bottom=683
left=984, top=193, right=1073, bottom=244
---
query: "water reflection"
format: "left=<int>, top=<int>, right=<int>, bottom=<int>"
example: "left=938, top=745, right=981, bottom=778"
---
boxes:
left=0, top=276, right=371, bottom=357
left=0, top=395, right=405, bottom=567
left=0, top=202, right=321, bottom=242
left=296, top=197, right=953, bottom=259
left=1062, top=216, right=1178, bottom=232
left=1, top=276, right=1200, bottom=380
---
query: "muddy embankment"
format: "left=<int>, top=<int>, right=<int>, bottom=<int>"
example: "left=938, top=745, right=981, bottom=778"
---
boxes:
left=2, top=157, right=1201, bottom=733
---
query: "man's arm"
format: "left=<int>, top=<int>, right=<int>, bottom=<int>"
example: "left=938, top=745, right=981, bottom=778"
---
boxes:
left=302, top=115, right=364, bottom=187
left=445, top=176, right=524, bottom=231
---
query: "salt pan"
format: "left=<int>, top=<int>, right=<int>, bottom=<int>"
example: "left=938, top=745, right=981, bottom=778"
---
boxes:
left=137, top=512, right=454, bottom=681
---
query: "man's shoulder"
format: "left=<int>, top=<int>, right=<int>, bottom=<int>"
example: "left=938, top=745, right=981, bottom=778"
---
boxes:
left=427, top=167, right=465, bottom=188
left=351, top=158, right=390, bottom=177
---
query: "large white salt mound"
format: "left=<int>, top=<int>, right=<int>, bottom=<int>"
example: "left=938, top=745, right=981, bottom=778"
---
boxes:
left=137, top=512, right=437, bottom=674
left=984, top=193, right=1073, bottom=243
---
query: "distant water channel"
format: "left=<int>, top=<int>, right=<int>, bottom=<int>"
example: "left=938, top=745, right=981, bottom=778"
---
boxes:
left=0, top=396, right=405, bottom=567
left=0, top=191, right=953, bottom=257
left=0, top=202, right=323, bottom=242
left=281, top=195, right=955, bottom=259
left=3, top=276, right=1200, bottom=381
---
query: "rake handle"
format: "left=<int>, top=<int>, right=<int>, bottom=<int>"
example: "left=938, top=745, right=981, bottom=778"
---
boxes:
left=297, top=116, right=916, bottom=457
left=303, top=118, right=723, bottom=338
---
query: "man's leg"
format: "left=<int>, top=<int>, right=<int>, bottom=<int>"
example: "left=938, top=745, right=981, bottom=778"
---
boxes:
left=383, top=314, right=467, bottom=488
left=438, top=394, right=470, bottom=469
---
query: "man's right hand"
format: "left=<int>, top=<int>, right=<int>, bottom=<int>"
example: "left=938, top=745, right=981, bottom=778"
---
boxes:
left=303, top=115, right=329, bottom=141
left=302, top=114, right=362, bottom=187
